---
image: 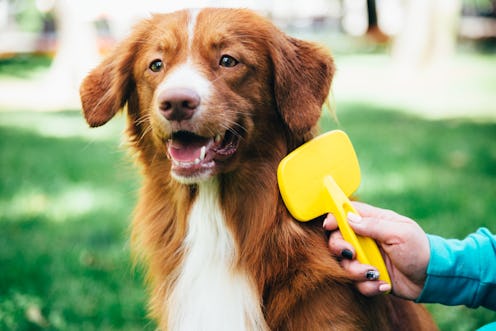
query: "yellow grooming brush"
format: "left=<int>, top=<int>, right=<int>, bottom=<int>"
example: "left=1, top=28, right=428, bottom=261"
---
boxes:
left=278, top=130, right=391, bottom=288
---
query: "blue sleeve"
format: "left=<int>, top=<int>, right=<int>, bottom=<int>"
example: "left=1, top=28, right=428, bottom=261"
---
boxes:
left=415, top=228, right=496, bottom=311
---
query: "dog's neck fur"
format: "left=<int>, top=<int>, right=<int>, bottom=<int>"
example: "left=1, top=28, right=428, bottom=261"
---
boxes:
left=167, top=178, right=269, bottom=331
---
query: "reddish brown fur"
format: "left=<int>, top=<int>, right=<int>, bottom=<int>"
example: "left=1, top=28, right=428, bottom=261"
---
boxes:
left=80, top=8, right=437, bottom=331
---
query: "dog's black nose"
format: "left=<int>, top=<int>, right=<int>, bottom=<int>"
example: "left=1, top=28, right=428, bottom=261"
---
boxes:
left=158, top=88, right=200, bottom=121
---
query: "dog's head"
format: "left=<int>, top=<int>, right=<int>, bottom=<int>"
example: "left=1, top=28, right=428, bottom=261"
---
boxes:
left=80, top=8, right=334, bottom=184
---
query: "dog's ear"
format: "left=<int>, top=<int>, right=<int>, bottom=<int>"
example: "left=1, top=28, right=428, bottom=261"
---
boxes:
left=271, top=36, right=335, bottom=137
left=80, top=32, right=140, bottom=127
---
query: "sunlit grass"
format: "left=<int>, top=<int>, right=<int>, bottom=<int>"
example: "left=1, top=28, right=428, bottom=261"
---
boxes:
left=1, top=185, right=124, bottom=223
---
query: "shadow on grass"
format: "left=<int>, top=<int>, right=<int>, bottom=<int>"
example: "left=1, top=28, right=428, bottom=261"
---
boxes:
left=1, top=108, right=495, bottom=330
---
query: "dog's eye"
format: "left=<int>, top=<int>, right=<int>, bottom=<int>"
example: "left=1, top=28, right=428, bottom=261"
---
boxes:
left=149, top=59, right=163, bottom=72
left=219, top=55, right=239, bottom=68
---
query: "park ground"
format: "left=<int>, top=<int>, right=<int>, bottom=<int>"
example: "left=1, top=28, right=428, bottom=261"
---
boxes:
left=1, top=40, right=495, bottom=330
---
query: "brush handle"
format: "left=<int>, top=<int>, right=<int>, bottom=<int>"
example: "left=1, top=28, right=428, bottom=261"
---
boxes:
left=323, top=176, right=391, bottom=289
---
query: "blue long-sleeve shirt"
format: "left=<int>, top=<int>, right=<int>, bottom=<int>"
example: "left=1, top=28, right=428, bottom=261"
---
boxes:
left=416, top=228, right=496, bottom=330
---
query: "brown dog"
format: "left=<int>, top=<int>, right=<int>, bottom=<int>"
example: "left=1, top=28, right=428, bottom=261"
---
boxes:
left=80, top=8, right=437, bottom=331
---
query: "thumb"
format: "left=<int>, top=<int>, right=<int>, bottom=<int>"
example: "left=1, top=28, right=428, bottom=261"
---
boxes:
left=346, top=212, right=393, bottom=244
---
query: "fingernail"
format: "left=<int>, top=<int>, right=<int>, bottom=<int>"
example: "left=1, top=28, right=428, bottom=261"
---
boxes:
left=366, top=270, right=380, bottom=281
left=379, top=283, right=392, bottom=293
left=347, top=212, right=362, bottom=223
left=322, top=217, right=329, bottom=228
left=341, top=249, right=353, bottom=260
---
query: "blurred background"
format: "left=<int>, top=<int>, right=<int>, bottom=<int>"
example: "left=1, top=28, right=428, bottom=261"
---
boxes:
left=0, top=0, right=495, bottom=330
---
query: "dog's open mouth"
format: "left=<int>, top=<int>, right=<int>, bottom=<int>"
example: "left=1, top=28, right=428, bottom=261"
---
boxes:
left=166, top=130, right=240, bottom=179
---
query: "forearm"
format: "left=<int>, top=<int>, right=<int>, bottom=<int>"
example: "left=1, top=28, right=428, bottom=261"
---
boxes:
left=416, top=228, right=496, bottom=310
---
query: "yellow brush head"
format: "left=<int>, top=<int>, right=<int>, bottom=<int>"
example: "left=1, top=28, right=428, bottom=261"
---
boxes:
left=277, top=130, right=361, bottom=221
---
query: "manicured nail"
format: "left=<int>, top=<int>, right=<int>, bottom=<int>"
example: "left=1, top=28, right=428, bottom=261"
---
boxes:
left=366, top=270, right=380, bottom=281
left=322, top=217, right=330, bottom=228
left=341, top=249, right=353, bottom=260
left=379, top=283, right=392, bottom=293
left=347, top=212, right=362, bottom=223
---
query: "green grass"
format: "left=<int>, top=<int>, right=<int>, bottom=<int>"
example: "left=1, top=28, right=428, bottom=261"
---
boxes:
left=0, top=111, right=152, bottom=330
left=1, top=48, right=495, bottom=330
left=1, top=107, right=494, bottom=330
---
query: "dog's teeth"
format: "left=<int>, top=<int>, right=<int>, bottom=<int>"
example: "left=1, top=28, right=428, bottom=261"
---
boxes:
left=200, top=146, right=206, bottom=160
left=173, top=159, right=190, bottom=167
left=194, top=158, right=201, bottom=165
left=215, top=134, right=222, bottom=143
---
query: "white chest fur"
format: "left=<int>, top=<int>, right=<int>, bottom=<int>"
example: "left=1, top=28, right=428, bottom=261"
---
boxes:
left=167, top=180, right=268, bottom=331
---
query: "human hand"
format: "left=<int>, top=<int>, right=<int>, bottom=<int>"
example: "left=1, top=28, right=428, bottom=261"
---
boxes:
left=323, top=201, right=430, bottom=300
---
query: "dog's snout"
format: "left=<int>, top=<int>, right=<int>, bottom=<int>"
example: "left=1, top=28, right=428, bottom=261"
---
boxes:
left=159, top=88, right=200, bottom=121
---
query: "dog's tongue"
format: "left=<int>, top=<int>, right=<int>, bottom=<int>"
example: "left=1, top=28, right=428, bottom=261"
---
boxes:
left=168, top=133, right=210, bottom=162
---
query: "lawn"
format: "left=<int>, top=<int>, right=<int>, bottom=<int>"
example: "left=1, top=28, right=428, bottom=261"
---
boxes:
left=1, top=55, right=495, bottom=330
left=0, top=111, right=151, bottom=330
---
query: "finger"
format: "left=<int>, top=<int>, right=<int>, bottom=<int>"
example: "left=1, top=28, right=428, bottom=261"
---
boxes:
left=323, top=213, right=338, bottom=230
left=340, top=259, right=378, bottom=282
left=349, top=201, right=386, bottom=217
left=351, top=201, right=413, bottom=228
left=346, top=211, right=399, bottom=244
left=356, top=281, right=391, bottom=297
left=328, top=230, right=355, bottom=259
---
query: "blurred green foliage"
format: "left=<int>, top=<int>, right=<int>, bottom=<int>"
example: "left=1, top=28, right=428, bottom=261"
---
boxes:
left=12, top=0, right=45, bottom=32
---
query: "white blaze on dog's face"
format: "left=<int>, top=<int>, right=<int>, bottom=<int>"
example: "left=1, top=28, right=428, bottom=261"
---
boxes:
left=153, top=63, right=215, bottom=183
left=136, top=9, right=277, bottom=184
